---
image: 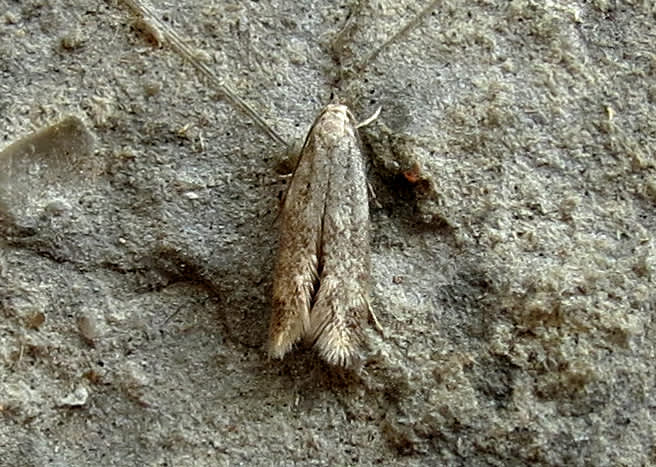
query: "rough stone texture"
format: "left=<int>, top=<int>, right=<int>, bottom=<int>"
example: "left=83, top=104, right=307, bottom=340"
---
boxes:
left=1, top=0, right=655, bottom=465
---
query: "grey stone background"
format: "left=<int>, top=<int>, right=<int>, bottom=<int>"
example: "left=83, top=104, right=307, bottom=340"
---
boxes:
left=1, top=0, right=655, bottom=465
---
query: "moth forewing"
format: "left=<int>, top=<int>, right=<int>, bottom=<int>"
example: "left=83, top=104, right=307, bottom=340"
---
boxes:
left=268, top=104, right=374, bottom=366
left=267, top=144, right=323, bottom=359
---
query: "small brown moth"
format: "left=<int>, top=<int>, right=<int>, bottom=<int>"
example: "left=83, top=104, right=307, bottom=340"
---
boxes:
left=268, top=103, right=381, bottom=366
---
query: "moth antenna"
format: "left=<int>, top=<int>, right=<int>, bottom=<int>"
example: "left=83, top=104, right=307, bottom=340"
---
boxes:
left=356, top=0, right=441, bottom=72
left=121, top=0, right=287, bottom=146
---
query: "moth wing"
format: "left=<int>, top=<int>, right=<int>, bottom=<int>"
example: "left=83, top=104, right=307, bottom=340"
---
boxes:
left=309, top=123, right=371, bottom=366
left=268, top=129, right=328, bottom=359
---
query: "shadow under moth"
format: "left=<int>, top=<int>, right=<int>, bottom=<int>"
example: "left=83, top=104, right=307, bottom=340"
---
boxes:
left=268, top=103, right=381, bottom=367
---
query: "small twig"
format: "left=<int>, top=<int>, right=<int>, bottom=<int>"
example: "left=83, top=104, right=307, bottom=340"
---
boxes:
left=160, top=303, right=186, bottom=327
left=121, top=0, right=287, bottom=146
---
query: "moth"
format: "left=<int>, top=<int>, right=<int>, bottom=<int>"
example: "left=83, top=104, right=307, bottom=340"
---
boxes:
left=268, top=102, right=381, bottom=366
left=121, top=0, right=437, bottom=367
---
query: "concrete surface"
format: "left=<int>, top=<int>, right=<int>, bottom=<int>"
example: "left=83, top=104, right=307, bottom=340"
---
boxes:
left=1, top=0, right=655, bottom=465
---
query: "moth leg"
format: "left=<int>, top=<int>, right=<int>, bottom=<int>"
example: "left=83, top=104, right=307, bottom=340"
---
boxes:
left=366, top=298, right=385, bottom=337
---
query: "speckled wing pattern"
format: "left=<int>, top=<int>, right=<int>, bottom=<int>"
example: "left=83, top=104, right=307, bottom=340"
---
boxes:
left=268, top=104, right=372, bottom=366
